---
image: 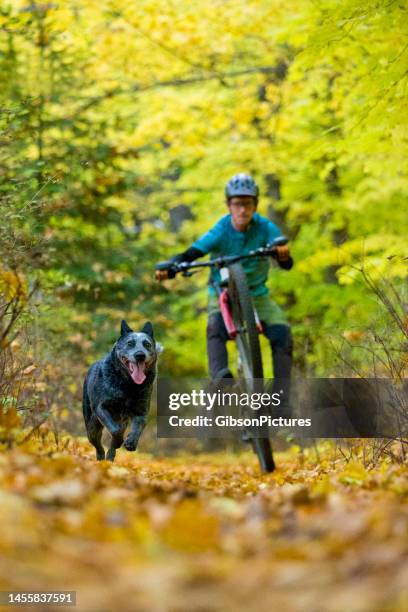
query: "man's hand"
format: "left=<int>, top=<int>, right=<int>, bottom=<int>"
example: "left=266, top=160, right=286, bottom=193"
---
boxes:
left=155, top=269, right=170, bottom=281
left=274, top=245, right=290, bottom=263
left=155, top=261, right=177, bottom=281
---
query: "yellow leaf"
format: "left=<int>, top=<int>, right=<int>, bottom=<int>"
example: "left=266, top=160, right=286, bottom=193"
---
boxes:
left=0, top=408, right=21, bottom=431
left=339, top=461, right=369, bottom=486
left=160, top=500, right=219, bottom=552
left=0, top=270, right=27, bottom=302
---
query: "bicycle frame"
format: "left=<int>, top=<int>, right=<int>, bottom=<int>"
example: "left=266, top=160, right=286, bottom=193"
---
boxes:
left=211, top=274, right=264, bottom=339
left=167, top=238, right=288, bottom=340
left=218, top=287, right=237, bottom=338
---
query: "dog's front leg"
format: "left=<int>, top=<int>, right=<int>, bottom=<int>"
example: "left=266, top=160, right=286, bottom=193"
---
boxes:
left=106, top=429, right=126, bottom=462
left=124, top=416, right=146, bottom=451
left=96, top=403, right=122, bottom=436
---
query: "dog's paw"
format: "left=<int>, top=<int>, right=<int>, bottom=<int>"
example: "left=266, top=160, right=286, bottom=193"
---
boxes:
left=124, top=438, right=137, bottom=452
left=106, top=448, right=116, bottom=461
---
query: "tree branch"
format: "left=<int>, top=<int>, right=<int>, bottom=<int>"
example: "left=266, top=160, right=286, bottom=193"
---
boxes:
left=63, top=65, right=283, bottom=123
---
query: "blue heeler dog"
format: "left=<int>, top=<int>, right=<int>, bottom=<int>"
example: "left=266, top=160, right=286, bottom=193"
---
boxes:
left=83, top=320, right=161, bottom=461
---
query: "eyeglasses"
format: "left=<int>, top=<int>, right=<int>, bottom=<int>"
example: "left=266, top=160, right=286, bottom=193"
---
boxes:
left=229, top=200, right=256, bottom=210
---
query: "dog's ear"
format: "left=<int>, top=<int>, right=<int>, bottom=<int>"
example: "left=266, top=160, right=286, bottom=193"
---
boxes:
left=141, top=321, right=154, bottom=339
left=120, top=320, right=133, bottom=337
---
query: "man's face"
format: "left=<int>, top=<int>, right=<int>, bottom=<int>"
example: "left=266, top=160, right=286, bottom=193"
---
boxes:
left=227, top=196, right=257, bottom=231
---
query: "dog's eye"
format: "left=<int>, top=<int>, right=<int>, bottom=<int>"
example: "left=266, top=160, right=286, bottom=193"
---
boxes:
left=127, top=340, right=136, bottom=348
left=143, top=340, right=152, bottom=350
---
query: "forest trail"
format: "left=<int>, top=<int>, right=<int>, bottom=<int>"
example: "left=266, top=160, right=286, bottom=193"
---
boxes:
left=0, top=435, right=407, bottom=611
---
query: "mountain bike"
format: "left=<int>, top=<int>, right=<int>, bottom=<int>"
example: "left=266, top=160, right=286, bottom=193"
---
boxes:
left=155, top=236, right=288, bottom=473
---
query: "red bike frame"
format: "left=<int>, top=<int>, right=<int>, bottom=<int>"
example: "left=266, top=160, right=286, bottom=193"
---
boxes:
left=218, top=289, right=237, bottom=338
left=218, top=288, right=264, bottom=338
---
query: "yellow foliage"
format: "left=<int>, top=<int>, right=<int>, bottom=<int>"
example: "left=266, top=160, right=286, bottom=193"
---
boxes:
left=0, top=270, right=27, bottom=302
left=338, top=461, right=369, bottom=486
left=0, top=407, right=21, bottom=432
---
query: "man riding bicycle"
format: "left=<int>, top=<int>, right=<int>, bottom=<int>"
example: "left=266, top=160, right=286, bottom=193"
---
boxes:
left=156, top=173, right=293, bottom=413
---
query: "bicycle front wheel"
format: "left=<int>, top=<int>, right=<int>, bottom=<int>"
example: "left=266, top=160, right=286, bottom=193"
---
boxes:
left=251, top=438, right=275, bottom=472
left=228, top=264, right=275, bottom=473
left=228, top=263, right=263, bottom=380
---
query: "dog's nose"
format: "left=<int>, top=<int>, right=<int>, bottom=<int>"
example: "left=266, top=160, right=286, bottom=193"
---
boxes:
left=134, top=352, right=145, bottom=362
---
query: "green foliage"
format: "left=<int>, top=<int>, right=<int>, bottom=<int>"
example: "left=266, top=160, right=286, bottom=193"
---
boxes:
left=0, top=0, right=406, bottom=386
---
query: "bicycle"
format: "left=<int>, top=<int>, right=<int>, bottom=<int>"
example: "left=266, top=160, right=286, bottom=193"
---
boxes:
left=155, top=235, right=289, bottom=473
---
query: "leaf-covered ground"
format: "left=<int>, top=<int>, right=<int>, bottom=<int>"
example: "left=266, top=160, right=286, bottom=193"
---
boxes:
left=0, top=436, right=407, bottom=612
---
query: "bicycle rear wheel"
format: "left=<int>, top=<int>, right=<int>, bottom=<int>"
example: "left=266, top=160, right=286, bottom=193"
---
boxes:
left=228, top=263, right=275, bottom=473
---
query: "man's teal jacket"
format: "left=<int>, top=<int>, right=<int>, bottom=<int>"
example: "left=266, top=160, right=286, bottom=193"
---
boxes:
left=192, top=213, right=284, bottom=296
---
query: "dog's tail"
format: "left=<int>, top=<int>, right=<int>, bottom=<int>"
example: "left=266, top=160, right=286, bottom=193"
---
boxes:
left=82, top=376, right=92, bottom=426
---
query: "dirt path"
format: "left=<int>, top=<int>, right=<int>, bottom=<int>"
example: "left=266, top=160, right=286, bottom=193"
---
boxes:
left=0, top=435, right=407, bottom=611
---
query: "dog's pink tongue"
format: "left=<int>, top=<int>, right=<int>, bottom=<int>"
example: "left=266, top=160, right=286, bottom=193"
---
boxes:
left=129, top=362, right=146, bottom=384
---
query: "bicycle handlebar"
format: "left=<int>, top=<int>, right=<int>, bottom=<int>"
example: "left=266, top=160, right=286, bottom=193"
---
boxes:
left=155, top=236, right=289, bottom=277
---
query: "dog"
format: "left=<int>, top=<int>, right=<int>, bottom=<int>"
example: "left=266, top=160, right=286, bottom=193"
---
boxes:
left=83, top=320, right=161, bottom=461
